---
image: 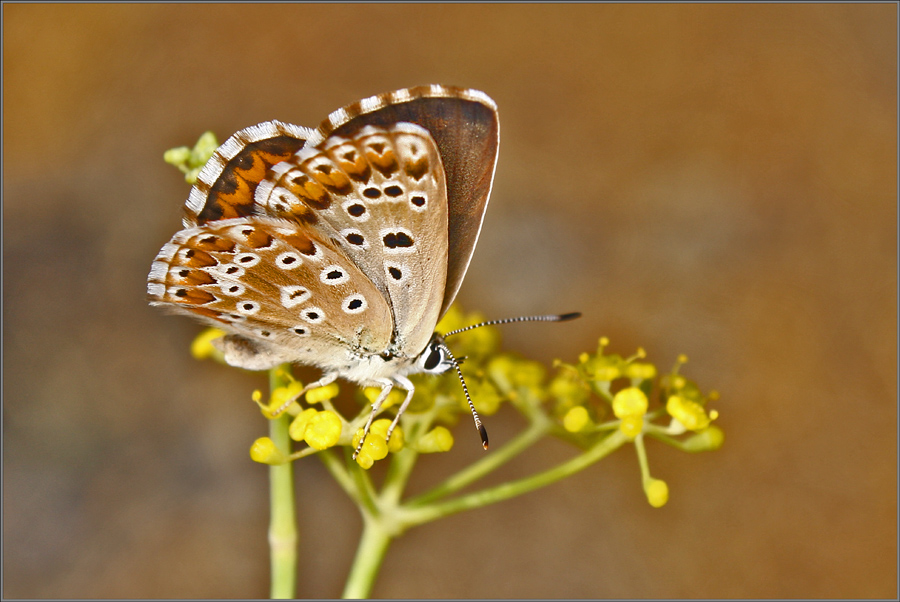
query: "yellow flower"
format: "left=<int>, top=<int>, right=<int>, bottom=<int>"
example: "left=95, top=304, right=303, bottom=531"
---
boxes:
left=362, top=386, right=404, bottom=409
left=666, top=395, right=711, bottom=431
left=549, top=373, right=589, bottom=407
left=354, top=429, right=389, bottom=467
left=466, top=379, right=502, bottom=416
left=305, top=382, right=339, bottom=404
left=249, top=437, right=287, bottom=465
left=563, top=406, right=591, bottom=432
left=612, top=387, right=648, bottom=419
left=355, top=453, right=375, bottom=470
left=304, top=411, right=342, bottom=450
left=368, top=418, right=404, bottom=452
left=164, top=131, right=219, bottom=184
left=644, top=478, right=669, bottom=508
left=416, top=426, right=454, bottom=453
left=582, top=354, right=621, bottom=381
left=682, top=425, right=725, bottom=452
left=267, top=381, right=305, bottom=416
left=288, top=408, right=318, bottom=441
left=190, top=328, right=225, bottom=360
left=619, top=414, right=644, bottom=438
left=624, top=362, right=657, bottom=381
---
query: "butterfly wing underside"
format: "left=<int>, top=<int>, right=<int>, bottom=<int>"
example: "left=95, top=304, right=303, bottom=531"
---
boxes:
left=254, top=123, right=449, bottom=358
left=148, top=215, right=394, bottom=371
left=150, top=85, right=498, bottom=372
left=183, top=120, right=314, bottom=227
left=312, top=85, right=499, bottom=318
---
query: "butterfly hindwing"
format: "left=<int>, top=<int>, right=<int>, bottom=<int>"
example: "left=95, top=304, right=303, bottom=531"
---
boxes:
left=148, top=215, right=394, bottom=371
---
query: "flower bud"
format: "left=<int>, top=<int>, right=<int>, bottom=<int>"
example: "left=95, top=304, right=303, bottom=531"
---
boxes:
left=619, top=414, right=644, bottom=438
left=666, top=395, right=711, bottom=431
left=354, top=428, right=389, bottom=463
left=682, top=425, right=724, bottom=452
left=416, top=426, right=454, bottom=453
left=563, top=406, right=591, bottom=433
left=190, top=328, right=225, bottom=360
left=305, top=382, right=340, bottom=404
left=355, top=452, right=375, bottom=470
left=612, top=387, right=648, bottom=419
left=369, top=419, right=404, bottom=452
left=304, top=411, right=342, bottom=450
left=288, top=408, right=318, bottom=441
left=644, top=478, right=669, bottom=508
left=250, top=437, right=287, bottom=465
left=269, top=381, right=304, bottom=415
left=624, top=362, right=656, bottom=381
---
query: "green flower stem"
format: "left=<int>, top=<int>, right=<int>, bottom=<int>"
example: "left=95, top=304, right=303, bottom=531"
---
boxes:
left=634, top=433, right=651, bottom=483
left=399, top=429, right=630, bottom=528
left=268, top=368, right=298, bottom=599
left=642, top=428, right=684, bottom=449
left=316, top=449, right=362, bottom=504
left=382, top=446, right=420, bottom=505
left=407, top=416, right=551, bottom=507
left=342, top=515, right=393, bottom=599
left=349, top=454, right=380, bottom=510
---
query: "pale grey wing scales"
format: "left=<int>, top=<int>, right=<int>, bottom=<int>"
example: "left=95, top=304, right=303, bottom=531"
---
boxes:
left=147, top=215, right=394, bottom=372
left=254, top=124, right=448, bottom=359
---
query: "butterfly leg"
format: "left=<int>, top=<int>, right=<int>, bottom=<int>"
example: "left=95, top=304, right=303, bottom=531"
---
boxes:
left=353, top=378, right=394, bottom=459
left=270, top=372, right=338, bottom=418
left=385, top=375, right=415, bottom=444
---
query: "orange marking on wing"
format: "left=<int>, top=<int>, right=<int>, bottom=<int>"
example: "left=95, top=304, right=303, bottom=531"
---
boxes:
left=175, top=288, right=216, bottom=305
left=181, top=249, right=218, bottom=268
left=187, top=306, right=229, bottom=323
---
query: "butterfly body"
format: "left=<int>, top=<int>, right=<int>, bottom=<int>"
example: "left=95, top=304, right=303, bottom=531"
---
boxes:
left=149, top=86, right=500, bottom=452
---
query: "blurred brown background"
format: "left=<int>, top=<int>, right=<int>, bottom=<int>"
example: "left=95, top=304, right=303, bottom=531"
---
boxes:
left=3, top=4, right=896, bottom=599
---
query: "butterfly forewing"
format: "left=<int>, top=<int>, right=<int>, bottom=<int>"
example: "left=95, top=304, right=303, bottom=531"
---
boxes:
left=148, top=215, right=394, bottom=371
left=314, top=85, right=499, bottom=317
left=254, top=123, right=448, bottom=357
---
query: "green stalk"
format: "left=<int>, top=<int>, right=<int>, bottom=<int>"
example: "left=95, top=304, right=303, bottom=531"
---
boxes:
left=342, top=516, right=393, bottom=599
left=407, top=417, right=550, bottom=507
left=399, top=429, right=629, bottom=527
left=268, top=368, right=297, bottom=599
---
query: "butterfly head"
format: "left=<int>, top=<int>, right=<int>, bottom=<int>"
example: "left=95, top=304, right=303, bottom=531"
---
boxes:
left=415, top=334, right=456, bottom=375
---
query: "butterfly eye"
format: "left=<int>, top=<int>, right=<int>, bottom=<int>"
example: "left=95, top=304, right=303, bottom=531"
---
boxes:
left=421, top=343, right=449, bottom=373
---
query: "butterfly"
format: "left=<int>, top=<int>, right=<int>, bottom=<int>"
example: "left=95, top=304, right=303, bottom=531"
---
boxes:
left=148, top=84, right=578, bottom=457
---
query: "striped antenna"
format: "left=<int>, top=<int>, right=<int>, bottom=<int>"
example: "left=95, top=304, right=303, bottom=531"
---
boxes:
left=442, top=311, right=581, bottom=450
left=443, top=312, right=581, bottom=339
